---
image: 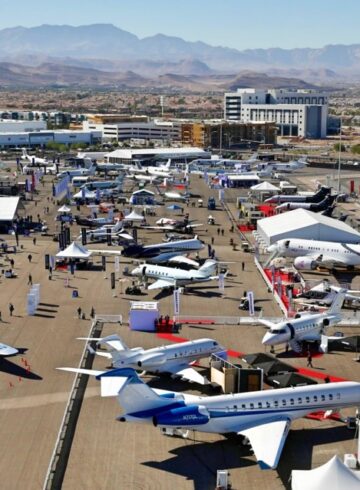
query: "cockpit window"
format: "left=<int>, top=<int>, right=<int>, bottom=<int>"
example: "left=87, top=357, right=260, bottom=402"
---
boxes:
left=270, top=328, right=287, bottom=334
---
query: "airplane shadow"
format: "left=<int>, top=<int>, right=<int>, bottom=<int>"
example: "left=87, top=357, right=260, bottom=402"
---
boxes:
left=0, top=358, right=42, bottom=380
left=143, top=437, right=256, bottom=490
left=39, top=303, right=59, bottom=308
left=276, top=425, right=353, bottom=489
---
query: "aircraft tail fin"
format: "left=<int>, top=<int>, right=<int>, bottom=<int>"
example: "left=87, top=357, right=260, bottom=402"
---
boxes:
left=97, top=334, right=129, bottom=352
left=199, top=259, right=217, bottom=276
left=328, top=289, right=346, bottom=314
left=97, top=368, right=178, bottom=413
left=165, top=158, right=171, bottom=170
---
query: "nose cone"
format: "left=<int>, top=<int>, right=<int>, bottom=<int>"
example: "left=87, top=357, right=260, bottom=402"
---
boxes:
left=262, top=332, right=276, bottom=346
left=131, top=267, right=140, bottom=276
left=267, top=244, right=278, bottom=253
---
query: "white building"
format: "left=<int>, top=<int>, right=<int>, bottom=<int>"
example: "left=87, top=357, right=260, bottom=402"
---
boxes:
left=105, top=147, right=210, bottom=165
left=83, top=119, right=181, bottom=143
left=0, top=119, right=46, bottom=132
left=0, top=130, right=101, bottom=148
left=224, top=88, right=328, bottom=138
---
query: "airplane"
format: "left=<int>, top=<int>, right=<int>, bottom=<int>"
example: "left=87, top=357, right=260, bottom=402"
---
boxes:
left=261, top=290, right=345, bottom=351
left=267, top=238, right=360, bottom=271
left=131, top=259, right=220, bottom=290
left=122, top=236, right=204, bottom=264
left=163, top=191, right=189, bottom=202
left=294, top=281, right=360, bottom=307
left=256, top=157, right=307, bottom=174
left=265, top=186, right=330, bottom=204
left=65, top=335, right=225, bottom=385
left=143, top=216, right=203, bottom=235
left=75, top=215, right=116, bottom=228
left=0, top=342, right=19, bottom=357
left=77, top=221, right=133, bottom=242
left=57, top=366, right=360, bottom=470
left=275, top=194, right=337, bottom=212
left=21, top=148, right=47, bottom=165
left=128, top=159, right=173, bottom=179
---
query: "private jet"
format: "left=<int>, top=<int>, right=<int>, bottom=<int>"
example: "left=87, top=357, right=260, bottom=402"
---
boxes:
left=58, top=366, right=360, bottom=471
left=62, top=335, right=225, bottom=385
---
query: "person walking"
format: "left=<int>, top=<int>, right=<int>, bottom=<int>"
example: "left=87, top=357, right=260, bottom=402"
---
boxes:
left=33, top=237, right=37, bottom=246
left=211, top=236, right=214, bottom=245
left=10, top=258, right=14, bottom=268
left=217, top=228, right=220, bottom=236
left=77, top=307, right=82, bottom=319
left=28, top=274, right=32, bottom=286
left=90, top=307, right=95, bottom=319
left=242, top=261, right=245, bottom=271
left=27, top=254, right=32, bottom=263
left=9, top=303, right=14, bottom=317
left=0, top=311, right=2, bottom=322
left=307, top=350, right=313, bottom=368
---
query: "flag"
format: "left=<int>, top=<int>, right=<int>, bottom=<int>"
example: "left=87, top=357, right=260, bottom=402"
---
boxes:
left=173, top=288, right=180, bottom=316
left=115, top=255, right=120, bottom=273
left=218, top=273, right=225, bottom=292
left=247, top=291, right=255, bottom=316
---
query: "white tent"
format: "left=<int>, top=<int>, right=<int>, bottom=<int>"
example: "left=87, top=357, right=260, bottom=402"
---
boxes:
left=123, top=211, right=145, bottom=222
left=0, top=196, right=20, bottom=221
left=73, top=188, right=96, bottom=200
left=250, top=181, right=279, bottom=191
left=257, top=209, right=360, bottom=246
left=57, top=205, right=71, bottom=214
left=56, top=242, right=92, bottom=259
left=292, top=456, right=360, bottom=490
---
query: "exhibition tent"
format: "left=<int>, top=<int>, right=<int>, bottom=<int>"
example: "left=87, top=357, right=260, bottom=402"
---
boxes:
left=292, top=456, right=360, bottom=490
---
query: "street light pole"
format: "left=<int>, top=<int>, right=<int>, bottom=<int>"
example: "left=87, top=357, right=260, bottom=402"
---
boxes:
left=337, top=117, right=342, bottom=193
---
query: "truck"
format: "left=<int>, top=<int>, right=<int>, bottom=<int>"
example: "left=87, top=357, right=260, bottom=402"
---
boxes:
left=207, top=197, right=216, bottom=210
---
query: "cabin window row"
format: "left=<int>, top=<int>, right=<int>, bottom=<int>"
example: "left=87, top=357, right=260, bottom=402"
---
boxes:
left=227, top=393, right=339, bottom=411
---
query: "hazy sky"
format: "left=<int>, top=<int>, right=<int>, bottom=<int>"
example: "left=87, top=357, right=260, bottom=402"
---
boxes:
left=1, top=0, right=359, bottom=50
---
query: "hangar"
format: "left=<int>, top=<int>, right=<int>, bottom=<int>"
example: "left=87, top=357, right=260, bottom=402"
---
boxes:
left=0, top=196, right=23, bottom=232
left=256, top=209, right=360, bottom=246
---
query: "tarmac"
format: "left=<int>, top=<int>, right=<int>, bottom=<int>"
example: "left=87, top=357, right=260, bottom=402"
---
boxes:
left=0, top=164, right=359, bottom=490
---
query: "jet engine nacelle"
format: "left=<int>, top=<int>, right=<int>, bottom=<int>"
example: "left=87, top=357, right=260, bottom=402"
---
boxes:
left=137, top=352, right=167, bottom=368
left=294, top=256, right=318, bottom=270
left=153, top=404, right=209, bottom=427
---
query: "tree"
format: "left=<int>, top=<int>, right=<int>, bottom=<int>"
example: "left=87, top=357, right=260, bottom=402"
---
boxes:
left=351, top=144, right=360, bottom=155
left=333, top=143, right=346, bottom=152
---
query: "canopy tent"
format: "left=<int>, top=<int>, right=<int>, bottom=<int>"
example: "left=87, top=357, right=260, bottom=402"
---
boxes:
left=123, top=211, right=145, bottom=222
left=257, top=209, right=360, bottom=246
left=57, top=205, right=71, bottom=214
left=250, top=181, right=280, bottom=191
left=73, top=188, right=97, bottom=200
left=56, top=242, right=92, bottom=259
left=292, top=456, right=360, bottom=490
left=0, top=196, right=21, bottom=221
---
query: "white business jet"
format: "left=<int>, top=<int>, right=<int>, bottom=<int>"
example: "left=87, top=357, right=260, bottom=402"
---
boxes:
left=58, top=366, right=360, bottom=470
left=261, top=290, right=345, bottom=350
left=21, top=148, right=47, bottom=165
left=267, top=238, right=360, bottom=271
left=64, top=335, right=224, bottom=385
left=0, top=342, right=19, bottom=357
left=131, top=259, right=220, bottom=290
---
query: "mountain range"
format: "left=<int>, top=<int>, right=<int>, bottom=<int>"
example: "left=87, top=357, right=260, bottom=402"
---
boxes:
left=0, top=24, right=359, bottom=89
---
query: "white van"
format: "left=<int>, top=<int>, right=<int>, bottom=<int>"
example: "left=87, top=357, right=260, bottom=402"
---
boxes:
left=72, top=176, right=90, bottom=187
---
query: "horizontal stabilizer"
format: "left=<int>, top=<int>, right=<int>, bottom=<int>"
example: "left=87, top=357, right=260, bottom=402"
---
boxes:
left=56, top=367, right=104, bottom=377
left=175, top=367, right=209, bottom=385
left=239, top=418, right=291, bottom=470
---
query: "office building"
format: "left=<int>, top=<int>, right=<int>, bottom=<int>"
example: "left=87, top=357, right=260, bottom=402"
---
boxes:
left=224, top=88, right=329, bottom=138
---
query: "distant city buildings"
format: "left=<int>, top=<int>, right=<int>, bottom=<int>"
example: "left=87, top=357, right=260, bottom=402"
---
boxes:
left=224, top=88, right=329, bottom=138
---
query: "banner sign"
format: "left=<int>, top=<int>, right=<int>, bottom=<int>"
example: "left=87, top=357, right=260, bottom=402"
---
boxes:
left=247, top=291, right=255, bottom=316
left=173, top=289, right=180, bottom=316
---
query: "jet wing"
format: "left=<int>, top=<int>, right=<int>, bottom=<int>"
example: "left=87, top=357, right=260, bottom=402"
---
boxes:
left=57, top=367, right=104, bottom=377
left=168, top=255, right=199, bottom=268
left=147, top=278, right=176, bottom=290
left=239, top=418, right=291, bottom=470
